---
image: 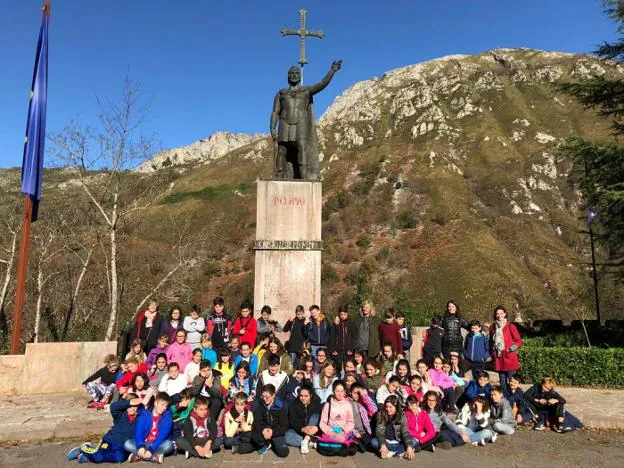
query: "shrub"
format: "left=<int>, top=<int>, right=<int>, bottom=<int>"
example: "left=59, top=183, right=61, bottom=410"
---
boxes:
left=518, top=347, right=624, bottom=387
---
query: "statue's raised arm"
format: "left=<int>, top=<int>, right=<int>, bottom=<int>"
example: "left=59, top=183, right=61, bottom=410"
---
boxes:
left=307, top=60, right=342, bottom=95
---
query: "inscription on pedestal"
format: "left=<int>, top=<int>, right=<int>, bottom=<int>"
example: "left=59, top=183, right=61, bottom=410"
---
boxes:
left=254, top=240, right=322, bottom=250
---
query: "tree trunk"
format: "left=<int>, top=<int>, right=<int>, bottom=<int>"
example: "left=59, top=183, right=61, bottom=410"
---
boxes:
left=62, top=244, right=94, bottom=339
left=105, top=193, right=119, bottom=341
left=0, top=228, right=18, bottom=324
left=34, top=259, right=44, bottom=343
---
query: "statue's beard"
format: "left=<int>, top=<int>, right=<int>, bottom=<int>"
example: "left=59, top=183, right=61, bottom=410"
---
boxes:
left=288, top=78, right=300, bottom=86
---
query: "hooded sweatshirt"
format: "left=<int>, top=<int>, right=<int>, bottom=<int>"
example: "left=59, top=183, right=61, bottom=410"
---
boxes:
left=166, top=341, right=193, bottom=372
left=182, top=408, right=216, bottom=446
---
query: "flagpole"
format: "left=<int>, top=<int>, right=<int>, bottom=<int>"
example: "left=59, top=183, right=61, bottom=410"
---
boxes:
left=9, top=196, right=33, bottom=354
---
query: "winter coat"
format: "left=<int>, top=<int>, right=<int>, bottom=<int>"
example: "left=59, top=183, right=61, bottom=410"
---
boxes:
left=134, top=408, right=173, bottom=452
left=489, top=398, right=516, bottom=426
left=103, top=400, right=143, bottom=447
left=82, top=365, right=118, bottom=386
left=463, top=332, right=490, bottom=363
left=116, top=363, right=149, bottom=390
left=130, top=311, right=165, bottom=353
left=191, top=369, right=223, bottom=401
left=313, top=374, right=338, bottom=403
left=183, top=316, right=205, bottom=349
left=161, top=319, right=183, bottom=344
left=405, top=410, right=436, bottom=445
left=399, top=326, right=413, bottom=351
left=524, top=384, right=567, bottom=407
left=181, top=410, right=217, bottom=446
left=288, top=395, right=322, bottom=434
left=256, top=318, right=283, bottom=343
left=441, top=314, right=469, bottom=354
left=375, top=413, right=412, bottom=448
left=456, top=404, right=490, bottom=431
left=319, top=396, right=355, bottom=436
left=353, top=313, right=382, bottom=357
left=165, top=341, right=193, bottom=371
left=422, top=326, right=444, bottom=358
left=205, top=312, right=232, bottom=350
left=255, top=370, right=289, bottom=400
left=283, top=317, right=306, bottom=354
left=463, top=380, right=492, bottom=401
left=378, top=322, right=404, bottom=354
left=489, top=322, right=522, bottom=372
left=224, top=407, right=253, bottom=437
left=304, top=317, right=331, bottom=346
left=285, top=376, right=313, bottom=403
left=252, top=397, right=289, bottom=436
left=231, top=316, right=257, bottom=349
left=329, top=318, right=358, bottom=356
left=234, top=354, right=259, bottom=377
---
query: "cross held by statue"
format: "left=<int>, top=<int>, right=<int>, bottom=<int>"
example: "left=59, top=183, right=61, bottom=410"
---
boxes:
left=281, top=9, right=324, bottom=84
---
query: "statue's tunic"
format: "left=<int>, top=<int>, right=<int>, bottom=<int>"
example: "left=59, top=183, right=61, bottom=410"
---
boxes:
left=276, top=88, right=314, bottom=142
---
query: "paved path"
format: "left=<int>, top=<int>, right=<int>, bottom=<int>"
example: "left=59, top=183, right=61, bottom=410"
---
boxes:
left=0, top=386, right=622, bottom=443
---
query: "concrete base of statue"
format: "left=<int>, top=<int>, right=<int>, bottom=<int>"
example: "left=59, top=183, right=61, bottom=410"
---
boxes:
left=253, top=179, right=322, bottom=328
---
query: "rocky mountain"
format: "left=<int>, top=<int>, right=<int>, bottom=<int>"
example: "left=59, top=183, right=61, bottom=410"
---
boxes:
left=2, top=48, right=622, bottom=342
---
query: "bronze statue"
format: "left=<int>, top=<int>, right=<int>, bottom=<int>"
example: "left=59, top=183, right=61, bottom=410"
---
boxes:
left=270, top=60, right=342, bottom=180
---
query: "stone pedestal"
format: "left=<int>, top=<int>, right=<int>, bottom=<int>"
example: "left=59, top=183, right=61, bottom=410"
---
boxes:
left=253, top=180, right=322, bottom=327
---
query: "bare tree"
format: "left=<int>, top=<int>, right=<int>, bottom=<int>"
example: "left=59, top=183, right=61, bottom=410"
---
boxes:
left=49, top=77, right=160, bottom=340
left=0, top=200, right=21, bottom=339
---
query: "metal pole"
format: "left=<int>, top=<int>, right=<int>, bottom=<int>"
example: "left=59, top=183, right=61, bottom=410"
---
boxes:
left=588, top=221, right=601, bottom=323
left=10, top=195, right=33, bottom=354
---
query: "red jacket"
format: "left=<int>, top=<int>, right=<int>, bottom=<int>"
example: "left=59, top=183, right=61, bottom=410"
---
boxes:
left=231, top=316, right=257, bottom=348
left=378, top=322, right=404, bottom=354
left=489, top=322, right=522, bottom=372
left=116, top=363, right=148, bottom=389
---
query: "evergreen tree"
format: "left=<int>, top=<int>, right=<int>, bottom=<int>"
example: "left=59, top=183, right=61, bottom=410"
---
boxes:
left=558, top=0, right=624, bottom=275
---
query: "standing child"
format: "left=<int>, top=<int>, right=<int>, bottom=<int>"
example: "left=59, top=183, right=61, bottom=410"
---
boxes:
left=256, top=305, right=283, bottom=344
left=223, top=392, right=255, bottom=454
left=183, top=305, right=206, bottom=351
left=125, top=392, right=174, bottom=463
left=283, top=305, right=308, bottom=365
left=146, top=335, right=169, bottom=369
left=422, top=316, right=444, bottom=365
left=161, top=307, right=183, bottom=344
left=205, top=296, right=232, bottom=352
left=231, top=302, right=257, bottom=351
left=378, top=309, right=404, bottom=356
left=329, top=306, right=358, bottom=370
left=463, top=320, right=489, bottom=375
left=83, top=354, right=119, bottom=409
left=67, top=396, right=142, bottom=463
left=200, top=334, right=217, bottom=368
left=396, top=313, right=413, bottom=362
left=175, top=396, right=221, bottom=459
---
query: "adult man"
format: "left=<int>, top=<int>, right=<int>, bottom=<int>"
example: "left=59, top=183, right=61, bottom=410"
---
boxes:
left=353, top=301, right=381, bottom=359
left=270, top=61, right=342, bottom=180
left=285, top=384, right=321, bottom=454
left=252, top=384, right=290, bottom=457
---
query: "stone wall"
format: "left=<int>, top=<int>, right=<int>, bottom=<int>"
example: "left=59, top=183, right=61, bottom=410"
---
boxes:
left=0, top=341, right=117, bottom=396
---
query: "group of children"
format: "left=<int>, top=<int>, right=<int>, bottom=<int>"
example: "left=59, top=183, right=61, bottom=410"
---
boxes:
left=70, top=299, right=581, bottom=463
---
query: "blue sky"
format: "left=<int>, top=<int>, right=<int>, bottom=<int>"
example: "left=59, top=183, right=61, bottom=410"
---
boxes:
left=0, top=0, right=617, bottom=168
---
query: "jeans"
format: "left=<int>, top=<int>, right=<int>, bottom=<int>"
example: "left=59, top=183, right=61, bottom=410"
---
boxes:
left=492, top=421, right=515, bottom=435
left=123, top=439, right=174, bottom=457
left=310, top=345, right=321, bottom=358
left=370, top=438, right=406, bottom=456
left=284, top=414, right=320, bottom=447
left=81, top=441, right=126, bottom=463
left=463, top=427, right=493, bottom=443
left=223, top=434, right=255, bottom=454
left=498, top=371, right=516, bottom=395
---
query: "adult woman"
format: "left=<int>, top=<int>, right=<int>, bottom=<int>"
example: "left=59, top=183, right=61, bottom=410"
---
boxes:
left=313, top=361, right=338, bottom=403
left=257, top=337, right=293, bottom=375
left=489, top=305, right=522, bottom=394
left=440, top=300, right=469, bottom=358
left=129, top=299, right=165, bottom=353
left=372, top=395, right=413, bottom=459
left=161, top=306, right=184, bottom=344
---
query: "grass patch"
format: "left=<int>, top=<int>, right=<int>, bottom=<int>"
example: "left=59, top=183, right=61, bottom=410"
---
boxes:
left=160, top=182, right=251, bottom=204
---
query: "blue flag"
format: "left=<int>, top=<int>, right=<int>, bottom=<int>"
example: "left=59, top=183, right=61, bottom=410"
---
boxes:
left=21, top=2, right=50, bottom=222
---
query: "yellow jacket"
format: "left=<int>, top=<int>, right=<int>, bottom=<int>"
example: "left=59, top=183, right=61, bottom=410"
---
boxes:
left=224, top=409, right=254, bottom=438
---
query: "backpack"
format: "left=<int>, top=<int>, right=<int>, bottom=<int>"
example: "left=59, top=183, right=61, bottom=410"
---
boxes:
left=315, top=398, right=358, bottom=457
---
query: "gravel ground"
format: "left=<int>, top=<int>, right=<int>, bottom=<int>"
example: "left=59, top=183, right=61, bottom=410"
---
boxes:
left=1, top=428, right=622, bottom=467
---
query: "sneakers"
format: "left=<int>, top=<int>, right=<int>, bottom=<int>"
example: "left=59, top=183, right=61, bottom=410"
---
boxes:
left=184, top=451, right=190, bottom=459
left=309, top=440, right=317, bottom=449
left=258, top=443, right=271, bottom=455
left=471, top=441, right=479, bottom=446
left=300, top=438, right=309, bottom=454
left=562, top=426, right=573, bottom=433
left=413, top=444, right=421, bottom=453
left=490, top=432, right=498, bottom=443
left=231, top=445, right=239, bottom=454
left=204, top=449, right=213, bottom=459
left=86, top=401, right=98, bottom=409
left=534, top=423, right=546, bottom=431
left=128, top=453, right=141, bottom=463
left=478, top=439, right=487, bottom=446
left=150, top=453, right=164, bottom=464
left=436, top=441, right=452, bottom=450
left=431, top=444, right=436, bottom=453
left=381, top=451, right=396, bottom=459
left=67, top=446, right=81, bottom=461
left=77, top=454, right=88, bottom=464
left=554, top=423, right=565, bottom=433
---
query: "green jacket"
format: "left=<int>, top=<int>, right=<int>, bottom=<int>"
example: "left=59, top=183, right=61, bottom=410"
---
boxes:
left=353, top=313, right=382, bottom=358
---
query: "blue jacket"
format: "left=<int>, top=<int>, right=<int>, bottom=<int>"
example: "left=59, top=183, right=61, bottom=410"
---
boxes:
left=463, top=333, right=489, bottom=363
left=464, top=380, right=492, bottom=401
left=234, top=354, right=259, bottom=377
left=134, top=408, right=173, bottom=452
left=103, top=400, right=142, bottom=447
left=304, top=318, right=331, bottom=346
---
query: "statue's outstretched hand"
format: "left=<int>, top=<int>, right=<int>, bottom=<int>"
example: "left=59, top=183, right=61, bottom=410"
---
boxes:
left=331, top=60, right=342, bottom=71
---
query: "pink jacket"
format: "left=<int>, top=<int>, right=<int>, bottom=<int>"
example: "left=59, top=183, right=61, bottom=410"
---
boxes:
left=405, top=410, right=436, bottom=445
left=429, top=368, right=455, bottom=389
left=166, top=341, right=193, bottom=371
left=319, top=397, right=355, bottom=436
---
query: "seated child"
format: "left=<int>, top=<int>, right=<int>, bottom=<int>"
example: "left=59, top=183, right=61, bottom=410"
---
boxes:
left=405, top=395, right=436, bottom=452
left=421, top=391, right=468, bottom=449
left=507, top=375, right=531, bottom=425
left=147, top=353, right=168, bottom=389
left=285, top=384, right=321, bottom=453
left=130, top=372, right=155, bottom=407
left=489, top=385, right=516, bottom=436
left=458, top=371, right=492, bottom=409
left=67, top=395, right=142, bottom=463
left=83, top=354, right=119, bottom=409
left=252, top=383, right=290, bottom=457
left=442, top=360, right=465, bottom=388
left=125, top=392, right=174, bottom=463
left=255, top=354, right=290, bottom=400
left=170, top=389, right=195, bottom=439
left=233, top=341, right=259, bottom=377
left=146, top=334, right=169, bottom=369
left=184, top=349, right=203, bottom=386
left=229, top=336, right=242, bottom=361
left=524, top=377, right=581, bottom=433
left=214, top=348, right=235, bottom=393
left=364, top=361, right=383, bottom=398
left=371, top=394, right=410, bottom=459
left=384, top=359, right=411, bottom=386
left=190, top=360, right=223, bottom=420
left=403, top=374, right=427, bottom=401
left=158, top=363, right=187, bottom=397
left=116, top=357, right=148, bottom=397
left=175, top=395, right=222, bottom=459
left=126, top=339, right=147, bottom=364
left=348, top=383, right=377, bottom=449
left=223, top=392, right=255, bottom=454
left=463, top=320, right=489, bottom=374
left=200, top=334, right=217, bottom=367
left=455, top=396, right=495, bottom=446
left=227, top=362, right=254, bottom=401
left=378, top=343, right=398, bottom=376
left=376, top=376, right=403, bottom=405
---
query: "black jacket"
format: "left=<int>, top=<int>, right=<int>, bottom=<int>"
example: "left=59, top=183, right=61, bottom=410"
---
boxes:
left=182, top=412, right=217, bottom=446
left=191, top=370, right=223, bottom=401
left=252, top=397, right=289, bottom=437
left=329, top=318, right=358, bottom=356
left=288, top=396, right=322, bottom=434
left=524, top=384, right=567, bottom=407
left=129, top=312, right=166, bottom=353
left=441, top=314, right=469, bottom=354
left=284, top=318, right=307, bottom=354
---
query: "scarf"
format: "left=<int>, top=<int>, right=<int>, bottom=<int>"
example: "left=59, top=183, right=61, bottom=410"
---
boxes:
left=190, top=408, right=208, bottom=435
left=494, top=319, right=507, bottom=354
